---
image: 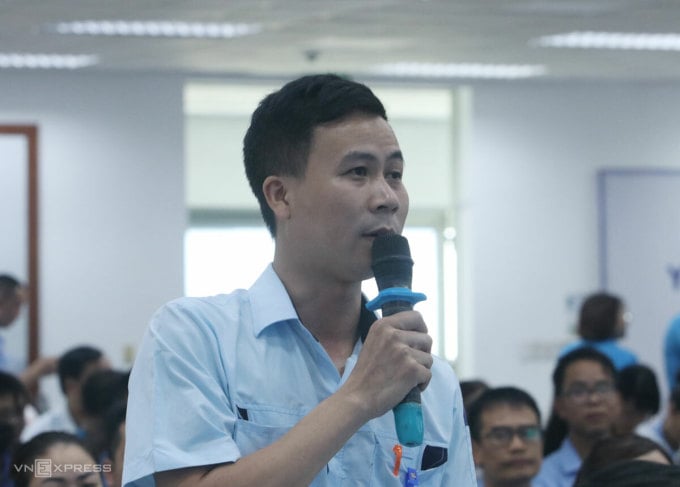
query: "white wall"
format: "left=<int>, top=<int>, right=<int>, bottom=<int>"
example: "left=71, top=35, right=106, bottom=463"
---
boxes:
left=462, top=81, right=680, bottom=417
left=4, top=72, right=680, bottom=420
left=0, top=72, right=186, bottom=404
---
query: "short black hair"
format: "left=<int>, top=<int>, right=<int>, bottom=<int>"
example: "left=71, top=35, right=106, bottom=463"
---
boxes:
left=243, top=73, right=387, bottom=236
left=81, top=369, right=129, bottom=417
left=460, top=379, right=490, bottom=413
left=578, top=292, right=623, bottom=340
left=617, top=364, right=660, bottom=416
left=575, top=434, right=672, bottom=484
left=574, top=459, right=680, bottom=487
left=57, top=345, right=103, bottom=393
left=0, top=274, right=20, bottom=301
left=553, top=347, right=617, bottom=396
left=467, top=386, right=542, bottom=441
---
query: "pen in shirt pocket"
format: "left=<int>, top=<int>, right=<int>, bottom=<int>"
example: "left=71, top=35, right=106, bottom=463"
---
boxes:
left=392, top=444, right=419, bottom=486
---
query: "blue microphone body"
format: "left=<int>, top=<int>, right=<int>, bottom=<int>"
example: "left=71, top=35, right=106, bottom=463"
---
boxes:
left=368, top=234, right=425, bottom=447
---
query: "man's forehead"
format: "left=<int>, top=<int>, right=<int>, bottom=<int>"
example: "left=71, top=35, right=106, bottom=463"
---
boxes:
left=482, top=403, right=539, bottom=424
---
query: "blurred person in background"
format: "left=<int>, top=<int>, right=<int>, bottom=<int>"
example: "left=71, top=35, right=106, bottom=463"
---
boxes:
left=613, top=364, right=660, bottom=435
left=21, top=345, right=110, bottom=442
left=560, top=292, right=637, bottom=370
left=11, top=431, right=103, bottom=487
left=636, top=379, right=680, bottom=464
left=574, top=433, right=671, bottom=485
left=0, top=275, right=56, bottom=396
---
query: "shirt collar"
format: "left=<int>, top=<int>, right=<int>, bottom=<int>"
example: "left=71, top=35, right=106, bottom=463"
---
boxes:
left=248, top=264, right=377, bottom=340
left=249, top=264, right=299, bottom=337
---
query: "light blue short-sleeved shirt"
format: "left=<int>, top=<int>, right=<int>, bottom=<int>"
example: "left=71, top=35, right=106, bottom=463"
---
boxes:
left=122, top=265, right=477, bottom=487
left=533, top=438, right=581, bottom=487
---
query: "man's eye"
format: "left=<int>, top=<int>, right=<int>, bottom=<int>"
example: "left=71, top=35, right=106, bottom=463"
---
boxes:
left=388, top=170, right=403, bottom=180
left=349, top=167, right=368, bottom=176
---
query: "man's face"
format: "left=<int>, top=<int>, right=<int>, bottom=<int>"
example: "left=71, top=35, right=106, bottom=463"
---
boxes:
left=277, top=113, right=409, bottom=282
left=555, top=359, right=620, bottom=440
left=473, top=403, right=543, bottom=487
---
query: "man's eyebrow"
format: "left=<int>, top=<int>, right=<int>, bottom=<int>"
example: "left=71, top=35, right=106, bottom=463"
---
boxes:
left=340, top=150, right=404, bottom=163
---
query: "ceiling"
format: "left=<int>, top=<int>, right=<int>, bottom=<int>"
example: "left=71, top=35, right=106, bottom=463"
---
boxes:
left=3, top=0, right=680, bottom=82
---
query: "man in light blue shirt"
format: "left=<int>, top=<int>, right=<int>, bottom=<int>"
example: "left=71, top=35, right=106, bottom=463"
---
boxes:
left=468, top=386, right=543, bottom=487
left=123, top=74, right=476, bottom=487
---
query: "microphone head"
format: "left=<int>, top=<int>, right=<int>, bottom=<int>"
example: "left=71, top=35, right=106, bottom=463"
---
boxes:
left=371, top=234, right=413, bottom=290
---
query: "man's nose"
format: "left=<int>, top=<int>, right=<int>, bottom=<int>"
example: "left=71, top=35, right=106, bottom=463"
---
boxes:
left=371, top=177, right=400, bottom=213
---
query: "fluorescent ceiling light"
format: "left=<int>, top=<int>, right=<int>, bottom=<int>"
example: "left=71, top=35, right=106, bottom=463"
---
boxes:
left=532, top=32, right=680, bottom=51
left=54, top=20, right=261, bottom=38
left=370, top=62, right=546, bottom=79
left=0, top=53, right=98, bottom=69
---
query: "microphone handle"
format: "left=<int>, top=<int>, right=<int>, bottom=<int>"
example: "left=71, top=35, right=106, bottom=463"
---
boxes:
left=381, top=299, right=424, bottom=447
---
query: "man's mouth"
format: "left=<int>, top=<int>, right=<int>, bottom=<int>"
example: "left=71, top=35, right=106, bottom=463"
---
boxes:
left=364, top=228, right=395, bottom=238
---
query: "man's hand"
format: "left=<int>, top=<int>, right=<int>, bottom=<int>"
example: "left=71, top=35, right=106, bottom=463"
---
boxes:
left=342, top=310, right=433, bottom=421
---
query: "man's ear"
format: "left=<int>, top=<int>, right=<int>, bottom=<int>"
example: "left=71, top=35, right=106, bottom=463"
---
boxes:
left=262, top=175, right=291, bottom=221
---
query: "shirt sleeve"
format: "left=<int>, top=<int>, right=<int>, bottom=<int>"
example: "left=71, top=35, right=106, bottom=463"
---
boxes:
left=123, top=299, right=240, bottom=487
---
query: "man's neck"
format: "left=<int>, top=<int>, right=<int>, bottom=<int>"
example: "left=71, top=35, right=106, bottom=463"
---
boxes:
left=273, top=261, right=364, bottom=372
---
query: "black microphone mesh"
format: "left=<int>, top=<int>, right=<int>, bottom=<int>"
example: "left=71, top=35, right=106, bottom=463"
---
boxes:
left=371, top=234, right=413, bottom=290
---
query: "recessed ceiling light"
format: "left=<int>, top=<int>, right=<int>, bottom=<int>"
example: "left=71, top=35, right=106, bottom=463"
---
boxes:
left=532, top=32, right=680, bottom=51
left=53, top=20, right=261, bottom=38
left=370, top=62, right=546, bottom=79
left=0, top=53, right=98, bottom=69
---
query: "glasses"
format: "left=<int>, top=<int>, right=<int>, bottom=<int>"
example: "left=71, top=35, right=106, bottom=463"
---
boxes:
left=562, top=381, right=615, bottom=403
left=482, top=425, right=542, bottom=447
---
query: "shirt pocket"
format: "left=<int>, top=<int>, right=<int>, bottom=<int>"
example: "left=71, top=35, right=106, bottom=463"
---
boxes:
left=232, top=405, right=303, bottom=457
left=372, top=433, right=447, bottom=485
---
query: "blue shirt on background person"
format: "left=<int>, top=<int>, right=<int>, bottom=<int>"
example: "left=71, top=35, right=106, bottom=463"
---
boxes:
left=559, top=339, right=637, bottom=370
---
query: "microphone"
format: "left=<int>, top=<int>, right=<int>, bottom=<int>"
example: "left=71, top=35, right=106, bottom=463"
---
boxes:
left=366, top=233, right=426, bottom=447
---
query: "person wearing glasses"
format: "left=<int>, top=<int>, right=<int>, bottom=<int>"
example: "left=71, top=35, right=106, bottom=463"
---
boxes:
left=468, top=386, right=543, bottom=487
left=534, top=347, right=621, bottom=487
